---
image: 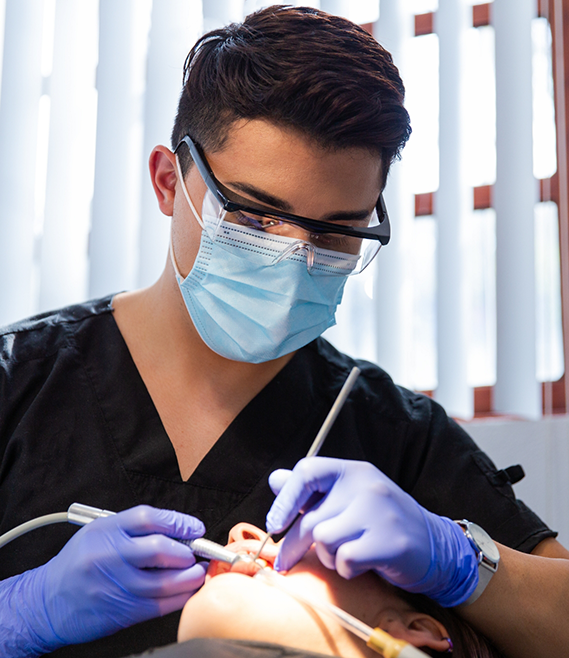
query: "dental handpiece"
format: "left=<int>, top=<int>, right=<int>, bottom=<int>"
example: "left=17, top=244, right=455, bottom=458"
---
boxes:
left=0, top=502, right=253, bottom=568
left=68, top=503, right=253, bottom=566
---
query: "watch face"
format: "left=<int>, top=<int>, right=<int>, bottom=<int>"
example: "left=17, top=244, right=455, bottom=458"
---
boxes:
left=470, top=524, right=501, bottom=563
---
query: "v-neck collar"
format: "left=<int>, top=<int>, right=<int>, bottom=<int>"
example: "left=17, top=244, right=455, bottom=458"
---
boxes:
left=81, top=296, right=323, bottom=493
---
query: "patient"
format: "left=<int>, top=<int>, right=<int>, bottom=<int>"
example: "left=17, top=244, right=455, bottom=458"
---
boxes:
left=178, top=524, right=504, bottom=658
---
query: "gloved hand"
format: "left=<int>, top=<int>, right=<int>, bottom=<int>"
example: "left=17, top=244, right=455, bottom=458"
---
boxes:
left=0, top=505, right=208, bottom=657
left=266, top=457, right=479, bottom=607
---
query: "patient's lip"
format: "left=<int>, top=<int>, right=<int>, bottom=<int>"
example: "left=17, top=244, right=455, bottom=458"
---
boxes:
left=206, top=539, right=277, bottom=579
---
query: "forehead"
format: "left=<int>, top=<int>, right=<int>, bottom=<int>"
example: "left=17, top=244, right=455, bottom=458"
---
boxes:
left=204, top=119, right=382, bottom=215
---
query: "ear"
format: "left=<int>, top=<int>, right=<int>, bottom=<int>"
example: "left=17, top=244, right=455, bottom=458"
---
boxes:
left=377, top=608, right=452, bottom=653
left=228, top=523, right=269, bottom=544
left=149, top=145, right=179, bottom=217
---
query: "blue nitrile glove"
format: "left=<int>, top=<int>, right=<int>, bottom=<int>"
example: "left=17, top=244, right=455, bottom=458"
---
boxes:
left=266, top=457, right=479, bottom=607
left=0, top=505, right=208, bottom=657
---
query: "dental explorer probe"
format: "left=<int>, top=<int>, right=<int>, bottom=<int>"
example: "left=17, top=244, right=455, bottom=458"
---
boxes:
left=255, top=568, right=429, bottom=658
left=252, top=366, right=361, bottom=562
left=0, top=502, right=259, bottom=568
left=1, top=368, right=360, bottom=559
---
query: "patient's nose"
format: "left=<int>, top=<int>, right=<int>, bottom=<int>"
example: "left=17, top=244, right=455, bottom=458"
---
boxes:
left=228, top=522, right=267, bottom=544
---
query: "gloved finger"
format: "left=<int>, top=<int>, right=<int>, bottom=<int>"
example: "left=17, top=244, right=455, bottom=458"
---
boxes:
left=266, top=458, right=343, bottom=533
left=120, top=562, right=207, bottom=599
left=108, top=505, right=206, bottom=540
left=268, top=469, right=292, bottom=496
left=273, top=511, right=321, bottom=572
left=117, top=533, right=198, bottom=569
left=311, top=513, right=366, bottom=575
left=334, top=536, right=384, bottom=580
left=313, top=540, right=337, bottom=571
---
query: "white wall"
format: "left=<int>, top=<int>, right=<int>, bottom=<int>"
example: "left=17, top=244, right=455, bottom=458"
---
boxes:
left=463, top=415, right=569, bottom=548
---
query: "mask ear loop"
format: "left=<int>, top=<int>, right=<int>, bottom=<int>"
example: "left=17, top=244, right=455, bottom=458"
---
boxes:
left=170, top=155, right=206, bottom=281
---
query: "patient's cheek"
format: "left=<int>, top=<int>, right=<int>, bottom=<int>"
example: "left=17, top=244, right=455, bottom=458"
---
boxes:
left=178, top=573, right=294, bottom=644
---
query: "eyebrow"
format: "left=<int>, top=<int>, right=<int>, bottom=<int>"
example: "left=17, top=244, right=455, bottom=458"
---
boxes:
left=225, top=181, right=374, bottom=223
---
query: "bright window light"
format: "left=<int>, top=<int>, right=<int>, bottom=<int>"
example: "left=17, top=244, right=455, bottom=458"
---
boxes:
left=405, top=0, right=438, bottom=13
left=405, top=33, right=439, bottom=194
left=463, top=25, right=496, bottom=187
left=411, top=216, right=438, bottom=391
left=535, top=201, right=564, bottom=382
left=532, top=17, right=557, bottom=180
left=466, top=208, right=496, bottom=387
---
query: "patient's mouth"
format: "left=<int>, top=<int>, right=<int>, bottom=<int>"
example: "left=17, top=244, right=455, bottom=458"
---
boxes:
left=206, top=541, right=275, bottom=579
left=229, top=555, right=269, bottom=576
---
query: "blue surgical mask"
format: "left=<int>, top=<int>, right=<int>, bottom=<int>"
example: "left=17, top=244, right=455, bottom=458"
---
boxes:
left=171, top=160, right=352, bottom=363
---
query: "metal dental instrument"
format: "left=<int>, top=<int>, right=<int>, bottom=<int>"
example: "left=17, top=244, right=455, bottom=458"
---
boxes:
left=255, top=568, right=428, bottom=658
left=69, top=504, right=255, bottom=566
left=0, top=503, right=257, bottom=568
left=1, top=368, right=361, bottom=562
left=252, top=366, right=361, bottom=562
left=306, top=365, right=361, bottom=458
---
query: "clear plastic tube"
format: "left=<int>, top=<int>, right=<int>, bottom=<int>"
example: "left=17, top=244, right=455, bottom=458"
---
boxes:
left=254, top=568, right=429, bottom=658
left=254, top=569, right=372, bottom=640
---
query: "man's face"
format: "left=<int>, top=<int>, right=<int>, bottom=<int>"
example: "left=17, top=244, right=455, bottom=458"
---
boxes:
left=171, top=119, right=383, bottom=279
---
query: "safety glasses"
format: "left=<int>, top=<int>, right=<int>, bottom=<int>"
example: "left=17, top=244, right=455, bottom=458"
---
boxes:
left=175, top=134, right=390, bottom=276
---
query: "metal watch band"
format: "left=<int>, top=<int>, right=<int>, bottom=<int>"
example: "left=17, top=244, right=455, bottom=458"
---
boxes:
left=454, top=519, right=500, bottom=607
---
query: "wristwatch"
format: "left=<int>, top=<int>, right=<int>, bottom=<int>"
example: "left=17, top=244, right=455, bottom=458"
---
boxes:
left=454, top=519, right=500, bottom=606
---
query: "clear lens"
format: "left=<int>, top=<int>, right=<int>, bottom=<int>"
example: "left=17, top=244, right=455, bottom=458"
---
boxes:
left=201, top=189, right=381, bottom=276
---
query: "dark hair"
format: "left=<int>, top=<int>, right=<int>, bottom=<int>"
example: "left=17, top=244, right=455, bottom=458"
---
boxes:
left=171, top=4, right=411, bottom=189
left=396, top=589, right=506, bottom=658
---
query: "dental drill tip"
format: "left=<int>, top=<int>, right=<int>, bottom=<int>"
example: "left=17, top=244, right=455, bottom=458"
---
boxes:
left=252, top=532, right=272, bottom=562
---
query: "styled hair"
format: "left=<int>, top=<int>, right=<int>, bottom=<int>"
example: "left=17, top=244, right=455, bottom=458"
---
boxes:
left=171, top=4, right=411, bottom=189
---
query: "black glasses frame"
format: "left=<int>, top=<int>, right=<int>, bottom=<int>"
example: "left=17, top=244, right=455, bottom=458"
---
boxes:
left=175, top=135, right=391, bottom=245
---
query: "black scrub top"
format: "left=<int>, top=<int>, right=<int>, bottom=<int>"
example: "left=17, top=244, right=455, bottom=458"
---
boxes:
left=0, top=296, right=556, bottom=657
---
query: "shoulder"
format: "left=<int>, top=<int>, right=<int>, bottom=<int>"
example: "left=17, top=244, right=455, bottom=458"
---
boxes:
left=308, top=336, right=440, bottom=425
left=0, top=295, right=116, bottom=366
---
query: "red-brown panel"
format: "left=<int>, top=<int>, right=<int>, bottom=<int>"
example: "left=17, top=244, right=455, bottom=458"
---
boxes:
left=472, top=3, right=491, bottom=28
left=543, top=378, right=568, bottom=414
left=360, top=22, right=373, bottom=35
left=474, top=386, right=493, bottom=415
left=539, top=174, right=559, bottom=203
left=473, top=185, right=493, bottom=210
left=547, top=0, right=569, bottom=410
left=415, top=192, right=434, bottom=216
left=415, top=12, right=434, bottom=37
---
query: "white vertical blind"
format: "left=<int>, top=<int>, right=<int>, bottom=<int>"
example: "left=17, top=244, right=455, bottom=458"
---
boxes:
left=321, top=0, right=379, bottom=24
left=89, top=0, right=151, bottom=299
left=372, top=0, right=415, bottom=388
left=137, top=0, right=202, bottom=289
left=0, top=0, right=44, bottom=326
left=434, top=0, right=473, bottom=418
left=39, top=0, right=99, bottom=312
left=0, top=0, right=563, bottom=420
left=494, top=0, right=541, bottom=418
left=203, top=0, right=243, bottom=32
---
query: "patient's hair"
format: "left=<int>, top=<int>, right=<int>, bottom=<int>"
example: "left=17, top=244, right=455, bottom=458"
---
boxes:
left=171, top=4, right=411, bottom=189
left=397, top=590, right=505, bottom=658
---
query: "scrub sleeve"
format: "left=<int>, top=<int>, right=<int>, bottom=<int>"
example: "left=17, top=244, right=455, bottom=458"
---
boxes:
left=0, top=297, right=556, bottom=657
